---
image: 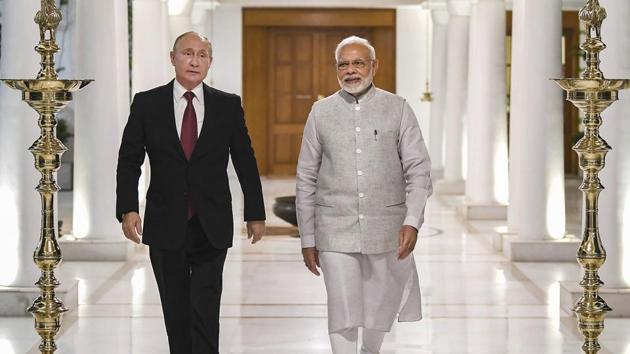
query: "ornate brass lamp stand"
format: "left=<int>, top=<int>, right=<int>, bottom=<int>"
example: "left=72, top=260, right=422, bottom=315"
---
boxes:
left=421, top=5, right=433, bottom=103
left=1, top=1, right=91, bottom=353
left=553, top=1, right=630, bottom=353
left=421, top=80, right=433, bottom=102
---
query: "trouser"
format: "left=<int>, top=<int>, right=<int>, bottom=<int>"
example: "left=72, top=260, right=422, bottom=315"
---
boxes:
left=329, top=327, right=387, bottom=354
left=150, top=215, right=228, bottom=354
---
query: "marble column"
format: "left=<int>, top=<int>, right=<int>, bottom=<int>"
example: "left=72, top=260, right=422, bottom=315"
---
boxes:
left=460, top=0, right=508, bottom=220
left=168, top=0, right=193, bottom=45
left=0, top=0, right=42, bottom=288
left=428, top=7, right=449, bottom=180
left=499, top=0, right=576, bottom=261
left=132, top=0, right=171, bottom=202
left=133, top=0, right=170, bottom=93
left=204, top=8, right=216, bottom=86
left=0, top=0, right=79, bottom=316
left=68, top=0, right=131, bottom=261
left=598, top=0, right=630, bottom=290
left=436, top=0, right=470, bottom=195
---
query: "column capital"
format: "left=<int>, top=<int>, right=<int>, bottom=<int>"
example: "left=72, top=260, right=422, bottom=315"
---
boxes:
left=447, top=0, right=471, bottom=16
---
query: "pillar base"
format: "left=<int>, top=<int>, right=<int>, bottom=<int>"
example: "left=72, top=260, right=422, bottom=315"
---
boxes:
left=60, top=236, right=130, bottom=261
left=434, top=179, right=465, bottom=195
left=458, top=203, right=507, bottom=220
left=560, top=281, right=630, bottom=318
left=497, top=233, right=581, bottom=261
left=0, top=280, right=79, bottom=317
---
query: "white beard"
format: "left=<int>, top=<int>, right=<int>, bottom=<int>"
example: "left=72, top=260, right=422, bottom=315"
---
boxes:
left=338, top=69, right=374, bottom=95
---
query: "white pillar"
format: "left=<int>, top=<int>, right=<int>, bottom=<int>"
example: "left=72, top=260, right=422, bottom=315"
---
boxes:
left=72, top=0, right=130, bottom=245
left=439, top=0, right=470, bottom=194
left=133, top=0, right=170, bottom=201
left=0, top=0, right=41, bottom=287
left=463, top=0, right=508, bottom=216
left=133, top=0, right=170, bottom=94
left=599, top=0, right=630, bottom=288
left=508, top=0, right=565, bottom=240
left=168, top=0, right=193, bottom=45
left=211, top=5, right=243, bottom=96
left=161, top=0, right=172, bottom=75
left=506, top=0, right=525, bottom=232
left=204, top=8, right=215, bottom=86
left=429, top=8, right=449, bottom=179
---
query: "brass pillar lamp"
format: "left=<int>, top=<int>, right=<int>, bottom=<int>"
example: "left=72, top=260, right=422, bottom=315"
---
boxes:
left=1, top=1, right=91, bottom=353
left=421, top=4, right=433, bottom=103
left=553, top=0, right=630, bottom=353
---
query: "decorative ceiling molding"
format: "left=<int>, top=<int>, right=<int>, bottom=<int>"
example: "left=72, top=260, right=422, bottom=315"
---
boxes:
left=196, top=0, right=426, bottom=7
left=446, top=0, right=471, bottom=16
left=428, top=0, right=588, bottom=11
left=193, top=0, right=587, bottom=11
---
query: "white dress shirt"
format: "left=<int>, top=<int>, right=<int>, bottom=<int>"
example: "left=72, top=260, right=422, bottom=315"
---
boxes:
left=173, top=79, right=205, bottom=138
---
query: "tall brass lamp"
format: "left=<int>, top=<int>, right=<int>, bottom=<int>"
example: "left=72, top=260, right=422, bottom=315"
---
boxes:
left=1, top=1, right=91, bottom=353
left=553, top=0, right=630, bottom=353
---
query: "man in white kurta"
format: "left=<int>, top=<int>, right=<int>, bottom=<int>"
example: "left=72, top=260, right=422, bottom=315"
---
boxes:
left=296, top=36, right=432, bottom=354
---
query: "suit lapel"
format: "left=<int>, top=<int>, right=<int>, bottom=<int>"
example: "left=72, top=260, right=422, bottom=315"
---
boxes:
left=161, top=80, right=186, bottom=160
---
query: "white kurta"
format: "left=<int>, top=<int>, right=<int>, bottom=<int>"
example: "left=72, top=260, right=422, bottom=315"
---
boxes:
left=296, top=85, right=430, bottom=336
left=319, top=250, right=422, bottom=333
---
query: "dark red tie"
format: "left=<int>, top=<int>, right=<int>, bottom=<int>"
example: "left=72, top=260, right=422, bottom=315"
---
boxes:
left=181, top=91, right=197, bottom=219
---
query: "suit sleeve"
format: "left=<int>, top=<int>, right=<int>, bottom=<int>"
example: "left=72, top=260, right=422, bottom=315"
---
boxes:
left=398, top=101, right=433, bottom=230
left=115, top=94, right=146, bottom=222
left=229, top=96, right=266, bottom=221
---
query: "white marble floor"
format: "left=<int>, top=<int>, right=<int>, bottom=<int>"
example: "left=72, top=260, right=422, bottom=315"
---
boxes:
left=3, top=177, right=630, bottom=354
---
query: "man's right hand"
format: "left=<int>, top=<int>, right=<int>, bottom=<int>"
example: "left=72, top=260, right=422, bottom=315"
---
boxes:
left=302, top=247, right=320, bottom=276
left=122, top=212, right=143, bottom=244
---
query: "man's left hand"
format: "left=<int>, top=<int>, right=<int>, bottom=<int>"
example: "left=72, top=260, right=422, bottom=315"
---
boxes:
left=398, top=225, right=418, bottom=260
left=247, top=221, right=265, bottom=244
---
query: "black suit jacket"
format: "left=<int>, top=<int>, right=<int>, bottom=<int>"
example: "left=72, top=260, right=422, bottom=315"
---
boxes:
left=116, top=80, right=265, bottom=250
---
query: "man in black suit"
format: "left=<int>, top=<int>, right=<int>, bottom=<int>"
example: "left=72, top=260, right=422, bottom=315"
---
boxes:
left=116, top=31, right=266, bottom=354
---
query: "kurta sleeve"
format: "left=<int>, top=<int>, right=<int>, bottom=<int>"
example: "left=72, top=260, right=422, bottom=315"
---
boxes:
left=296, top=108, right=323, bottom=248
left=398, top=101, right=433, bottom=230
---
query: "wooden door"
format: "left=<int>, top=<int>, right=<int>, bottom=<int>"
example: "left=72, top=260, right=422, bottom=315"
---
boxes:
left=243, top=8, right=396, bottom=176
left=267, top=28, right=372, bottom=175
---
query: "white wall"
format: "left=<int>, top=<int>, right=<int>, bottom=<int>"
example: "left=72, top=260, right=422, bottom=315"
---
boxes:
left=396, top=6, right=432, bottom=148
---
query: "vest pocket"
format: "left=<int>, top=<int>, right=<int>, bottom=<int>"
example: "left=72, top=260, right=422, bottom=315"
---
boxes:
left=385, top=200, right=406, bottom=207
left=315, top=196, right=334, bottom=207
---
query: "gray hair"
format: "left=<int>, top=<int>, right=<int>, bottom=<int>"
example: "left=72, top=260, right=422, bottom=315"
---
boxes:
left=172, top=31, right=213, bottom=57
left=334, top=36, right=376, bottom=62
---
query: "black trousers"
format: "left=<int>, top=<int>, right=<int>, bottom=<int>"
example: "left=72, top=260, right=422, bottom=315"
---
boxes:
left=150, top=215, right=228, bottom=354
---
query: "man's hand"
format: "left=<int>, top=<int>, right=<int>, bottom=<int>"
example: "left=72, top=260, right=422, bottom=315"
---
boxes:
left=122, top=212, right=143, bottom=244
left=247, top=221, right=265, bottom=244
left=302, top=247, right=320, bottom=276
left=398, top=225, right=418, bottom=260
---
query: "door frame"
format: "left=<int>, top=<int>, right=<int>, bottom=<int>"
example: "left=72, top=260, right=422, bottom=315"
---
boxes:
left=243, top=8, right=396, bottom=175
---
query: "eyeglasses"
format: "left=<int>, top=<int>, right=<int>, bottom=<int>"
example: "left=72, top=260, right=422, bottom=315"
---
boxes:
left=336, top=59, right=373, bottom=71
